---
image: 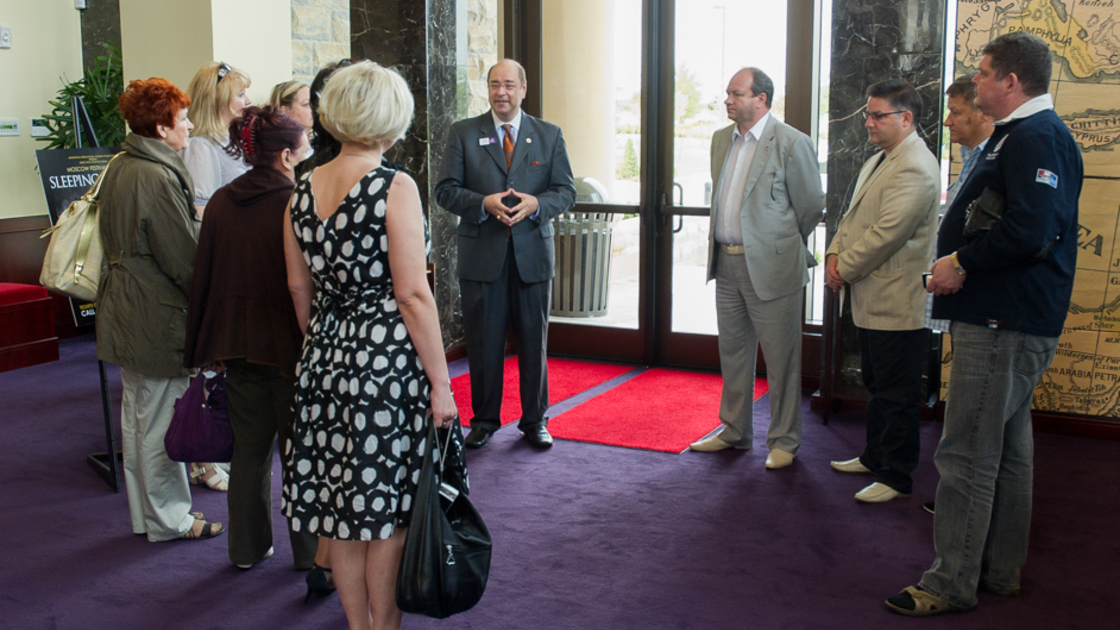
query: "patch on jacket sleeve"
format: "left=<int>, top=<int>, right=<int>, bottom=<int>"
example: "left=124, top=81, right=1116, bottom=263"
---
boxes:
left=1035, top=169, right=1058, bottom=188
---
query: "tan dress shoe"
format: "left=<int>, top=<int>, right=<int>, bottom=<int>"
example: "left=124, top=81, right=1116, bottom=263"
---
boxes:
left=830, top=457, right=871, bottom=473
left=689, top=433, right=749, bottom=452
left=855, top=482, right=909, bottom=503
left=764, top=449, right=795, bottom=469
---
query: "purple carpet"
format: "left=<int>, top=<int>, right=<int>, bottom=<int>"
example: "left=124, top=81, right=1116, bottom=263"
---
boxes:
left=1, top=336, right=1117, bottom=629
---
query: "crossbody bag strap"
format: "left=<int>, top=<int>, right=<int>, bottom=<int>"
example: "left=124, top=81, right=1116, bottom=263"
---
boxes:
left=87, top=152, right=126, bottom=200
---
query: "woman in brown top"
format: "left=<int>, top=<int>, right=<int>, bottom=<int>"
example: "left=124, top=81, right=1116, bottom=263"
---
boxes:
left=184, top=106, right=319, bottom=572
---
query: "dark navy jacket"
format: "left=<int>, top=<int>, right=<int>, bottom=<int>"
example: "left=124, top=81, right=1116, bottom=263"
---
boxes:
left=933, top=108, right=1083, bottom=337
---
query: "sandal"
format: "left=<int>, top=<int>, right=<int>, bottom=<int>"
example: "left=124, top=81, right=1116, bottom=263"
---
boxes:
left=179, top=519, right=224, bottom=541
left=190, top=463, right=229, bottom=492
left=885, top=585, right=975, bottom=617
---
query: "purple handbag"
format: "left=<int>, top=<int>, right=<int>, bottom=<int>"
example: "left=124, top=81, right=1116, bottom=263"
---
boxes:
left=165, top=373, right=234, bottom=463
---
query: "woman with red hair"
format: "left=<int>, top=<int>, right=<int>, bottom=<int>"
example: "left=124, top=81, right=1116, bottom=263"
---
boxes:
left=97, top=78, right=223, bottom=542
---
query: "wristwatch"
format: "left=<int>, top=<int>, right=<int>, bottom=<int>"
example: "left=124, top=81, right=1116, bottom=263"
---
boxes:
left=950, top=251, right=967, bottom=275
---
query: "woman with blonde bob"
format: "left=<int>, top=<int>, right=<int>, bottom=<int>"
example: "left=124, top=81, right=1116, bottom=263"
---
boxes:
left=281, top=60, right=457, bottom=630
left=182, top=61, right=253, bottom=219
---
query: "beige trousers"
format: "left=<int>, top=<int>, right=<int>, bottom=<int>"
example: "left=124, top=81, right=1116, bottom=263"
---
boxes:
left=119, top=368, right=195, bottom=542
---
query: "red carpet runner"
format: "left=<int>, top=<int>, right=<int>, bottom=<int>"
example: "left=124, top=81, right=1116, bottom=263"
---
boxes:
left=549, top=367, right=768, bottom=453
left=452, top=357, right=632, bottom=427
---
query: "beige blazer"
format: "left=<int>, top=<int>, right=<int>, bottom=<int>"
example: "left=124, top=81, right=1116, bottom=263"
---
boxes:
left=706, top=116, right=825, bottom=301
left=827, top=130, right=940, bottom=330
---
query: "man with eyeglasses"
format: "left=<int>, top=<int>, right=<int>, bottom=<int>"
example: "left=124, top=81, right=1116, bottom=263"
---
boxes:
left=689, top=67, right=824, bottom=471
left=825, top=79, right=940, bottom=504
left=887, top=32, right=1082, bottom=617
left=435, top=59, right=576, bottom=450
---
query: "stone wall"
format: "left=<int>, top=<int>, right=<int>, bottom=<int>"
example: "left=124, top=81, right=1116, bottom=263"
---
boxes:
left=291, top=0, right=351, bottom=83
left=465, top=0, right=498, bottom=116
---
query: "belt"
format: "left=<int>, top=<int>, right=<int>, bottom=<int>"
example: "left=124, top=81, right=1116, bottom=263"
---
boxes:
left=718, top=243, right=745, bottom=255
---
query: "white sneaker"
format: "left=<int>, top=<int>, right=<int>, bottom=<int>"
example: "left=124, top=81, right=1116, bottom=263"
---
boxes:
left=690, top=433, right=749, bottom=452
left=764, top=449, right=795, bottom=469
left=830, top=457, right=871, bottom=474
left=235, top=546, right=274, bottom=570
left=854, top=482, right=909, bottom=503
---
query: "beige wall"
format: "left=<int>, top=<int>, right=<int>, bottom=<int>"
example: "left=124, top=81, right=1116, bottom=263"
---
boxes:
left=121, top=0, right=291, bottom=109
left=0, top=0, right=83, bottom=219
left=541, top=0, right=615, bottom=195
left=212, top=0, right=293, bottom=105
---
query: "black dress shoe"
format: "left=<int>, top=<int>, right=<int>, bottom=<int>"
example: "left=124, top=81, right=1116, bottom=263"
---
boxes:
left=464, top=426, right=493, bottom=449
left=523, top=424, right=553, bottom=449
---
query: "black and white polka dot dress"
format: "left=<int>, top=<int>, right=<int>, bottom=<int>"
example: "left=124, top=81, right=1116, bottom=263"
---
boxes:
left=282, top=166, right=430, bottom=541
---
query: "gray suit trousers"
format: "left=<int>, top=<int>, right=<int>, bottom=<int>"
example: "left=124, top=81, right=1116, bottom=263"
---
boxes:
left=714, top=249, right=803, bottom=453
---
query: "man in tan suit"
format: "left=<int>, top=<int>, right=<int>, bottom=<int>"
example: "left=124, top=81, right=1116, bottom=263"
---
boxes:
left=689, top=67, right=824, bottom=469
left=825, top=79, right=940, bottom=502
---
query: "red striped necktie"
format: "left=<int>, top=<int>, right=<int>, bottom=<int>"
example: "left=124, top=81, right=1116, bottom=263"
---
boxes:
left=502, top=124, right=514, bottom=169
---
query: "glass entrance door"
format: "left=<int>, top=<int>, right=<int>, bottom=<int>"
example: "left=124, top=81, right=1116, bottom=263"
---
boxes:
left=521, top=0, right=817, bottom=367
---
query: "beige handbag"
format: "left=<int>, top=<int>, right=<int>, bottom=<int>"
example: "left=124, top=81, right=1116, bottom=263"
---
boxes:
left=39, top=153, right=123, bottom=301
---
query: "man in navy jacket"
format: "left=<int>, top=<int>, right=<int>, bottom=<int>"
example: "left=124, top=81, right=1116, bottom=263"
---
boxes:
left=887, top=32, right=1083, bottom=616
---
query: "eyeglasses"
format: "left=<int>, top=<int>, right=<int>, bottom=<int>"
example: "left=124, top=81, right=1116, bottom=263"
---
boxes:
left=863, top=109, right=906, bottom=121
left=216, top=62, right=232, bottom=84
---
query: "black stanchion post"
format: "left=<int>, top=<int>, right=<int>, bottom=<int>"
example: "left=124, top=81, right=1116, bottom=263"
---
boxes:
left=86, top=360, right=122, bottom=492
left=70, top=95, right=121, bottom=491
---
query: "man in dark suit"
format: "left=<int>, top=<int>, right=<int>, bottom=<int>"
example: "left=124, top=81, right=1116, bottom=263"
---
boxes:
left=435, top=59, right=576, bottom=449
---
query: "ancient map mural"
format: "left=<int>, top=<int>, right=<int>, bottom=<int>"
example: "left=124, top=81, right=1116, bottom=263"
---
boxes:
left=943, top=0, right=1120, bottom=417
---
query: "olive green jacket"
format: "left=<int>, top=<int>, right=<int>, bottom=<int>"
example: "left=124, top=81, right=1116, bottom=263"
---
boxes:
left=96, top=133, right=201, bottom=377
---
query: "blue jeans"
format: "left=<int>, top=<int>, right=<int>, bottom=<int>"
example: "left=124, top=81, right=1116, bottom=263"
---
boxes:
left=919, top=322, right=1057, bottom=608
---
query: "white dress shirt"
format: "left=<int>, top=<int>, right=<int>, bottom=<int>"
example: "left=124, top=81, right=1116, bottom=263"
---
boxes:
left=479, top=109, right=526, bottom=222
left=714, top=112, right=770, bottom=245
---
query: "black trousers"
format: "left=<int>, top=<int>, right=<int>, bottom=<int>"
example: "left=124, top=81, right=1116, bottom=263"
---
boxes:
left=224, top=359, right=317, bottom=568
left=856, top=327, right=929, bottom=495
left=459, top=240, right=550, bottom=432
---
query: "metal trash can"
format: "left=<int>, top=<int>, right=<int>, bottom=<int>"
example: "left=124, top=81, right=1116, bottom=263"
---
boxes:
left=550, top=178, right=614, bottom=318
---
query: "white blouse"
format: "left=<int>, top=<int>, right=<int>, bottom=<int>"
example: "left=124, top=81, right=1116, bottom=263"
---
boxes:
left=180, top=136, right=249, bottom=207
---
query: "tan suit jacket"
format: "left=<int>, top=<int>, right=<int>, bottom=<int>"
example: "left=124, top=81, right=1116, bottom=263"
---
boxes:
left=827, top=131, right=939, bottom=330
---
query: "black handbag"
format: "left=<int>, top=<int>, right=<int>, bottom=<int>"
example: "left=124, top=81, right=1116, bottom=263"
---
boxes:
left=963, top=186, right=1057, bottom=260
left=396, top=418, right=491, bottom=619
left=963, top=187, right=1005, bottom=237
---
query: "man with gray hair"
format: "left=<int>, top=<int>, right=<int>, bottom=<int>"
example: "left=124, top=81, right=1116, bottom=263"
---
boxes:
left=887, top=32, right=1083, bottom=616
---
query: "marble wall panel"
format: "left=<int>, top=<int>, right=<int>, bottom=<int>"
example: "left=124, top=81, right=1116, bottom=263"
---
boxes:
left=80, top=0, right=122, bottom=69
left=826, top=0, right=946, bottom=387
left=350, top=0, right=474, bottom=348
